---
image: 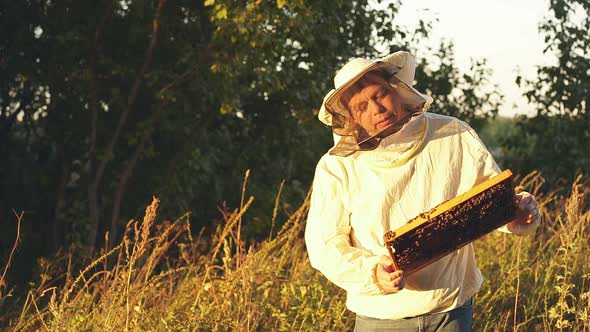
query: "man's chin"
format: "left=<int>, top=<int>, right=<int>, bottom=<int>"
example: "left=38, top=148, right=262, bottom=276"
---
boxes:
left=373, top=117, right=410, bottom=138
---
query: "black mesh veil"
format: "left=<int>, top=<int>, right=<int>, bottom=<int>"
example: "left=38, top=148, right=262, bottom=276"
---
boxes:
left=326, top=76, right=430, bottom=157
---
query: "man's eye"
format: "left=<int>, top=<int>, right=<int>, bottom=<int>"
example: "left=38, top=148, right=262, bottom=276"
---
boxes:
left=357, top=102, right=367, bottom=112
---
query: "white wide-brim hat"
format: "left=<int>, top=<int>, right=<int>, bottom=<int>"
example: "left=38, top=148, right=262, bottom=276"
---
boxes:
left=319, top=51, right=433, bottom=136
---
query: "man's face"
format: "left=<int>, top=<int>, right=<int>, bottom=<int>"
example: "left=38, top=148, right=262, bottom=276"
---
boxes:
left=346, top=73, right=409, bottom=137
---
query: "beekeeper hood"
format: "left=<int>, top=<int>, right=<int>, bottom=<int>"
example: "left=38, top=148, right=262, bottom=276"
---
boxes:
left=318, top=51, right=433, bottom=156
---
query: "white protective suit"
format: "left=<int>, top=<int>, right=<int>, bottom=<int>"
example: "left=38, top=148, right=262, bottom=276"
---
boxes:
left=305, top=111, right=506, bottom=320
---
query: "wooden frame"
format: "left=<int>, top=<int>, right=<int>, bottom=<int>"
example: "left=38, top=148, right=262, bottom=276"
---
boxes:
left=383, top=169, right=516, bottom=275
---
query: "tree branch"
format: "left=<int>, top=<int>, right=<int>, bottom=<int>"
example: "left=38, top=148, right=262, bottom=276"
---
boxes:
left=107, top=138, right=146, bottom=249
left=89, top=2, right=115, bottom=181
left=88, top=1, right=116, bottom=249
left=51, top=142, right=69, bottom=250
left=92, top=0, right=167, bottom=193
left=158, top=63, right=199, bottom=97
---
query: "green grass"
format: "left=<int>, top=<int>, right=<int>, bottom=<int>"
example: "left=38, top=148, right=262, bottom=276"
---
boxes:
left=1, top=171, right=589, bottom=331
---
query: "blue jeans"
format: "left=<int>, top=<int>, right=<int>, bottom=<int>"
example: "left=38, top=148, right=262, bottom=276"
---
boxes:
left=354, top=298, right=473, bottom=332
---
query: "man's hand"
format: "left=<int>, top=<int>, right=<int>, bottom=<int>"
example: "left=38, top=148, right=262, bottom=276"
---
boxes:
left=507, top=191, right=541, bottom=236
left=373, top=255, right=405, bottom=294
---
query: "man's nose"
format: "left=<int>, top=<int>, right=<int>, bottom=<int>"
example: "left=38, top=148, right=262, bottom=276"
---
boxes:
left=368, top=99, right=386, bottom=114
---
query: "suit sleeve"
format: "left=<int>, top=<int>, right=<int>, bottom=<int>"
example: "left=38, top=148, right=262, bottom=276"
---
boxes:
left=304, top=159, right=383, bottom=296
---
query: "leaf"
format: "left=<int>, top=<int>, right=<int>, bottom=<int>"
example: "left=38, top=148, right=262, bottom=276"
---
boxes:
left=204, top=0, right=215, bottom=7
left=215, top=4, right=228, bottom=20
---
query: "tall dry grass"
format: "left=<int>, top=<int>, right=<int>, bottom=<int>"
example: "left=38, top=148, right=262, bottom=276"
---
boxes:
left=474, top=172, right=590, bottom=331
left=0, top=172, right=589, bottom=331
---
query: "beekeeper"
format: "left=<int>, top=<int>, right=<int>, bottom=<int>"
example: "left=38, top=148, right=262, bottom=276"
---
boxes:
left=304, top=51, right=541, bottom=332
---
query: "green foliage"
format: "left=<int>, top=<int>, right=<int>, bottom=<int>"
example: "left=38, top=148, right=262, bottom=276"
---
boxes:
left=415, top=41, right=503, bottom=125
left=511, top=0, right=590, bottom=180
left=477, top=116, right=530, bottom=171
left=504, top=115, right=590, bottom=181
left=525, top=0, right=590, bottom=117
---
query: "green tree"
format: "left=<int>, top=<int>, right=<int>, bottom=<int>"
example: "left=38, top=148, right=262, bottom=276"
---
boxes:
left=0, top=0, right=420, bottom=254
left=512, top=0, right=590, bottom=179
left=415, top=41, right=503, bottom=126
left=0, top=0, right=503, bottom=279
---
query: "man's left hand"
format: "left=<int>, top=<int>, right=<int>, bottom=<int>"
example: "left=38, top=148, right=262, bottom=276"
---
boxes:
left=507, top=191, right=541, bottom=236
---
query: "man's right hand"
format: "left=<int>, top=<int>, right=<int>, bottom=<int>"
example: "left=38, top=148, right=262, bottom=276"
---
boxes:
left=374, top=255, right=405, bottom=294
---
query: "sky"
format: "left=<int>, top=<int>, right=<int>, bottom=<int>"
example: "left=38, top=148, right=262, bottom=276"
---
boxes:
left=395, top=0, right=554, bottom=117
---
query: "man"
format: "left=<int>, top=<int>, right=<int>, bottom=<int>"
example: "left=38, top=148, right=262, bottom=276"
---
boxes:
left=304, top=51, right=540, bottom=331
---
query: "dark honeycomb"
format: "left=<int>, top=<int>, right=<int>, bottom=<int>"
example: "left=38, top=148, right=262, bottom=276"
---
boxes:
left=384, top=178, right=516, bottom=275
